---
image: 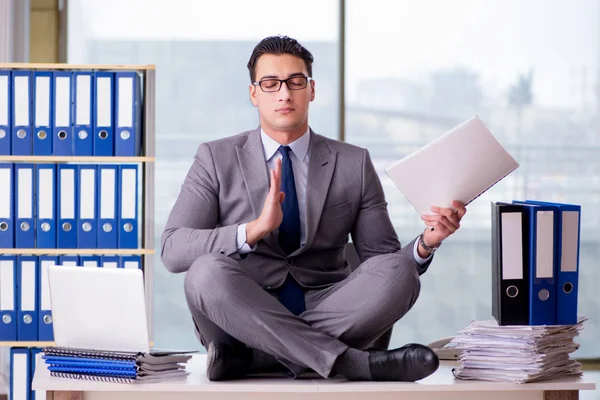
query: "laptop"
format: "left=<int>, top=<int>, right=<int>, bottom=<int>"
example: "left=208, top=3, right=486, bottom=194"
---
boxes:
left=48, top=265, right=150, bottom=353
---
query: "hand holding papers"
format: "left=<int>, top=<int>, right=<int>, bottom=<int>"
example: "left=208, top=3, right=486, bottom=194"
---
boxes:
left=385, top=116, right=519, bottom=216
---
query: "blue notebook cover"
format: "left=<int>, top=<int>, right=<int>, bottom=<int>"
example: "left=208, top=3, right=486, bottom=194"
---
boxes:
left=43, top=355, right=136, bottom=367
left=45, top=360, right=136, bottom=370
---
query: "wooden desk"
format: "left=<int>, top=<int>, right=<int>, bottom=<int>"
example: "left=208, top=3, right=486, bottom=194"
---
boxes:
left=32, top=354, right=596, bottom=400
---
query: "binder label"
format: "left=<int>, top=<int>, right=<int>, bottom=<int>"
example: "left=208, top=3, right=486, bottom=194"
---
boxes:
left=12, top=353, right=28, bottom=400
left=80, top=169, right=95, bottom=219
left=55, top=77, right=71, bottom=127
left=0, top=75, right=8, bottom=125
left=36, top=76, right=51, bottom=126
left=41, top=260, right=54, bottom=310
left=60, top=169, right=75, bottom=219
left=124, top=261, right=138, bottom=269
left=536, top=210, right=554, bottom=279
left=97, top=77, right=112, bottom=127
left=17, top=168, right=32, bottom=218
left=14, top=76, right=29, bottom=126
left=0, top=169, right=10, bottom=218
left=118, top=77, right=133, bottom=127
left=501, top=212, right=523, bottom=280
left=21, top=260, right=35, bottom=311
left=39, top=168, right=54, bottom=219
left=101, top=169, right=116, bottom=218
left=0, top=260, right=14, bottom=310
left=122, top=169, right=136, bottom=219
left=562, top=211, right=579, bottom=272
left=76, top=75, right=91, bottom=125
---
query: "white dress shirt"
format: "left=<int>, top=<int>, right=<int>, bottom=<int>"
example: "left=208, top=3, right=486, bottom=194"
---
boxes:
left=236, top=128, right=430, bottom=265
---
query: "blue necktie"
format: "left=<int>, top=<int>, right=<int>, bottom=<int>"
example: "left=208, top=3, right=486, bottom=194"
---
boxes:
left=277, top=146, right=305, bottom=315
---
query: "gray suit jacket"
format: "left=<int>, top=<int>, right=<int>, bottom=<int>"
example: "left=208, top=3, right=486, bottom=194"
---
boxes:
left=161, top=127, right=432, bottom=289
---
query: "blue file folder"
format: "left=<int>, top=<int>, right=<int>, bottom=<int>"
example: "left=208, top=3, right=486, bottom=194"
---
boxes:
left=101, top=255, right=120, bottom=269
left=59, top=255, right=80, bottom=267
left=93, top=72, right=115, bottom=156
left=513, top=201, right=558, bottom=325
left=526, top=200, right=581, bottom=325
left=30, top=348, right=46, bottom=400
left=97, top=165, right=118, bottom=248
left=0, top=163, right=14, bottom=248
left=0, top=256, right=17, bottom=340
left=11, top=70, right=33, bottom=156
left=120, top=255, right=142, bottom=270
left=57, top=164, right=78, bottom=248
left=10, top=348, right=31, bottom=400
left=80, top=255, right=101, bottom=268
left=17, top=255, right=38, bottom=341
left=15, top=164, right=35, bottom=248
left=33, top=71, right=53, bottom=155
left=0, top=70, right=12, bottom=155
left=114, top=72, right=142, bottom=156
left=38, top=255, right=57, bottom=341
left=36, top=164, right=57, bottom=249
left=74, top=71, right=94, bottom=155
left=52, top=71, right=73, bottom=155
left=118, top=165, right=138, bottom=249
left=77, top=164, right=98, bottom=248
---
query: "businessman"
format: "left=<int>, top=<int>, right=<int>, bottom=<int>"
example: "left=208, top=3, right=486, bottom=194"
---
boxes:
left=161, top=35, right=467, bottom=382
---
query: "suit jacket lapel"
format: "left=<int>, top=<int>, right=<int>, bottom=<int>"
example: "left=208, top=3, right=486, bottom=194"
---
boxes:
left=236, top=127, right=283, bottom=254
left=297, top=132, right=337, bottom=254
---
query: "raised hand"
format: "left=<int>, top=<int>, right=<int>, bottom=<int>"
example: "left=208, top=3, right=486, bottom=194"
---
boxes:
left=246, top=159, right=285, bottom=246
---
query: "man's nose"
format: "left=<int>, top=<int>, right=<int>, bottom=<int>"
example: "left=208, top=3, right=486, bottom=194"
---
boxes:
left=278, top=82, right=293, bottom=101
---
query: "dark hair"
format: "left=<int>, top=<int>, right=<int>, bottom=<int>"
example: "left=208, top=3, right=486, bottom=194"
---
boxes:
left=247, top=35, right=314, bottom=83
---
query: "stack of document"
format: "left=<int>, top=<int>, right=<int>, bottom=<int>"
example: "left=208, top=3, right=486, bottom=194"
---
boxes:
left=42, top=346, right=193, bottom=383
left=451, top=317, right=586, bottom=383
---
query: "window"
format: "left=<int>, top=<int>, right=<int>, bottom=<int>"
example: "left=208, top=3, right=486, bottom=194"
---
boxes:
left=68, top=0, right=600, bottom=359
left=346, top=0, right=600, bottom=357
left=68, top=0, right=339, bottom=350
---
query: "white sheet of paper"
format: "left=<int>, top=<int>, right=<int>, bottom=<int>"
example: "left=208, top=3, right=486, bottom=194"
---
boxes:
left=385, top=115, right=519, bottom=215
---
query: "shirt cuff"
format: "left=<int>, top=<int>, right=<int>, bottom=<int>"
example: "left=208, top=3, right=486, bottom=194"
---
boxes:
left=237, top=223, right=257, bottom=254
left=413, top=238, right=432, bottom=265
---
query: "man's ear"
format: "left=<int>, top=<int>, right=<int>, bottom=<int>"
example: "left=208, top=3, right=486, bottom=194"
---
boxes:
left=249, top=84, right=258, bottom=107
left=310, top=79, right=316, bottom=102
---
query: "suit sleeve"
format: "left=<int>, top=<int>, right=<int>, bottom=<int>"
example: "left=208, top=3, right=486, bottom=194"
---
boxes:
left=160, top=143, right=243, bottom=273
left=350, top=149, right=432, bottom=275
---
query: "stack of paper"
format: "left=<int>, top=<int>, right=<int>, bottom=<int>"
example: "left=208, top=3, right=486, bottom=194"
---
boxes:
left=451, top=317, right=587, bottom=383
left=43, top=347, right=194, bottom=383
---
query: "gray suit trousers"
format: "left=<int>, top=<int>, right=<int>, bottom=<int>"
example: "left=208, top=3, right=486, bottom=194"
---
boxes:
left=184, top=252, right=421, bottom=378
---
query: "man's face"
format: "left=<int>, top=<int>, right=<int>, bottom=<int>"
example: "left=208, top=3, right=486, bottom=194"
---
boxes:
left=250, top=53, right=315, bottom=134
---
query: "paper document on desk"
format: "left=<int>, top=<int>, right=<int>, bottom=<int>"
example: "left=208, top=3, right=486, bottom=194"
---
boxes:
left=385, top=115, right=519, bottom=215
left=451, top=317, right=587, bottom=383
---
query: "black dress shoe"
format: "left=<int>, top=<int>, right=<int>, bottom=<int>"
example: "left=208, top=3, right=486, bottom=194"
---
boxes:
left=206, top=342, right=253, bottom=381
left=368, top=343, right=439, bottom=381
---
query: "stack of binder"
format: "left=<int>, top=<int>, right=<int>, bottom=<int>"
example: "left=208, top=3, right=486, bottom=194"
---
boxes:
left=451, top=317, right=586, bottom=383
left=491, top=200, right=581, bottom=326
left=451, top=199, right=586, bottom=383
left=0, top=163, right=140, bottom=250
left=0, top=69, right=142, bottom=156
left=42, top=347, right=192, bottom=383
left=0, top=161, right=142, bottom=343
left=9, top=347, right=45, bottom=400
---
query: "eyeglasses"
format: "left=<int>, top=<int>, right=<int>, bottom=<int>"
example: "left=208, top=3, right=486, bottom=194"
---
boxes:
left=253, top=76, right=313, bottom=93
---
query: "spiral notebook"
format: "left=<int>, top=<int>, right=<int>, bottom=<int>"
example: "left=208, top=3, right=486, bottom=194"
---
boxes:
left=43, top=346, right=192, bottom=383
left=385, top=115, right=519, bottom=216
